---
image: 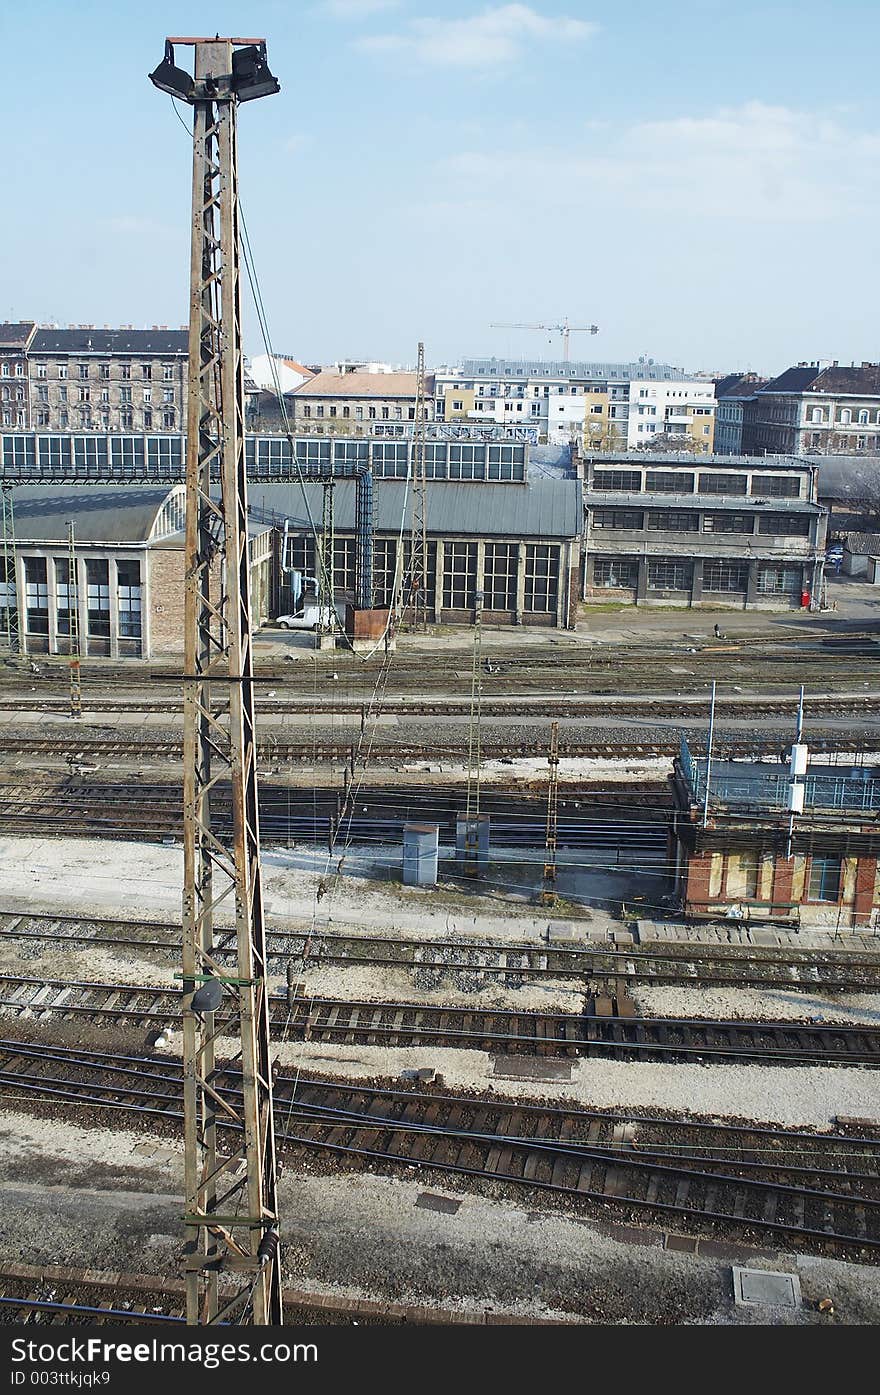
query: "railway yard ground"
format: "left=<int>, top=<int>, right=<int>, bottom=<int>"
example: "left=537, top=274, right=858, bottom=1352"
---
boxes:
left=4, top=592, right=880, bottom=1326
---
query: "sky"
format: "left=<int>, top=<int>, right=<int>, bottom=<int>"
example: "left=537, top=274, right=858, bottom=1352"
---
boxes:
left=2, top=1, right=879, bottom=376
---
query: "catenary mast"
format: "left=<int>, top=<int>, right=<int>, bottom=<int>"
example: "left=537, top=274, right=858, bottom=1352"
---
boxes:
left=149, top=35, right=282, bottom=1326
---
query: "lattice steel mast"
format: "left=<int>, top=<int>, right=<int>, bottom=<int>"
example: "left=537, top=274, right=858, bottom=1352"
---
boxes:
left=407, top=341, right=429, bottom=629
left=1, top=487, right=18, bottom=655
left=150, top=36, right=282, bottom=1327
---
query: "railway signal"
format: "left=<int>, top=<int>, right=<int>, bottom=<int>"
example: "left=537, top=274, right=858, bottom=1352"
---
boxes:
left=149, top=35, right=282, bottom=1326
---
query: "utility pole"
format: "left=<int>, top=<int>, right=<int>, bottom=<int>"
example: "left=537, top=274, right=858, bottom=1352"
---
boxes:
left=66, top=523, right=81, bottom=718
left=408, top=341, right=429, bottom=630
left=463, top=595, right=483, bottom=875
left=150, top=35, right=282, bottom=1327
left=1, top=487, right=18, bottom=656
left=542, top=720, right=560, bottom=905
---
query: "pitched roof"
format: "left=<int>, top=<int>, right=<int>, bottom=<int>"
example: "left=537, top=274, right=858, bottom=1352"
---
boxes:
left=282, top=359, right=315, bottom=378
left=758, top=366, right=822, bottom=394
left=31, top=328, right=188, bottom=355
left=843, top=532, right=880, bottom=555
left=714, top=373, right=769, bottom=399
left=10, top=485, right=180, bottom=544
left=0, top=323, right=36, bottom=350
left=812, top=365, right=880, bottom=395
left=292, top=371, right=432, bottom=398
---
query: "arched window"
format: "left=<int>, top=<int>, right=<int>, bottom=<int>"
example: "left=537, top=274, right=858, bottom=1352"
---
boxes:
left=811, top=407, right=824, bottom=423
left=859, top=409, right=869, bottom=424
left=840, top=408, right=852, bottom=425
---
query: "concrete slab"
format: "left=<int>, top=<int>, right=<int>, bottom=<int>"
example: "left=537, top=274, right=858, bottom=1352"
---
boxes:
left=733, top=1267, right=801, bottom=1309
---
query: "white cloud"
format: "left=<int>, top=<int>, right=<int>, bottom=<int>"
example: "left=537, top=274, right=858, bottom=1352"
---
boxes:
left=438, top=102, right=880, bottom=222
left=357, top=4, right=596, bottom=68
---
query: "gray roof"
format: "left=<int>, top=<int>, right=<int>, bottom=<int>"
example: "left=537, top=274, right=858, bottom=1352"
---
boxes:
left=249, top=480, right=582, bottom=540
left=31, top=328, right=188, bottom=356
left=11, top=485, right=176, bottom=544
left=460, top=357, right=686, bottom=380
left=843, top=533, right=880, bottom=555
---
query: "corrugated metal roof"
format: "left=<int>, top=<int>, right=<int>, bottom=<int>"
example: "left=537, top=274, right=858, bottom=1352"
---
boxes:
left=843, top=532, right=880, bottom=555
left=10, top=485, right=177, bottom=543
left=249, top=480, right=582, bottom=539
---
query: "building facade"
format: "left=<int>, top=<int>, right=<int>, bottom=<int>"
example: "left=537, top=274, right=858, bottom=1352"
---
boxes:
left=0, top=323, right=36, bottom=430
left=580, top=450, right=826, bottom=609
left=288, top=370, right=435, bottom=434
left=713, top=373, right=768, bottom=455
left=742, top=363, right=880, bottom=457
left=672, top=740, right=880, bottom=931
left=434, top=359, right=716, bottom=450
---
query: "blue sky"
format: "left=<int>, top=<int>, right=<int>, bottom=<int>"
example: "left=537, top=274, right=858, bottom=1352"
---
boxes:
left=2, top=1, right=878, bottom=374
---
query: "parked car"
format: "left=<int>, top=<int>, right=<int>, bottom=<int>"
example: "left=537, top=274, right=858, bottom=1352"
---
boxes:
left=275, top=603, right=341, bottom=631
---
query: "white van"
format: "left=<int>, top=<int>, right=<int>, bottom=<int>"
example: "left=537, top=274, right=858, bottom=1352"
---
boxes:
left=275, top=603, right=342, bottom=631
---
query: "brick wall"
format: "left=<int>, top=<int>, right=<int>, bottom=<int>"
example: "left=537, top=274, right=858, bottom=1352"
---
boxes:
left=147, top=547, right=185, bottom=654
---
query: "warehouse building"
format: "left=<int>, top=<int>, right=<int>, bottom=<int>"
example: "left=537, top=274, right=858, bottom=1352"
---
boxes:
left=671, top=740, right=880, bottom=930
left=2, top=484, right=272, bottom=660
left=579, top=450, right=826, bottom=609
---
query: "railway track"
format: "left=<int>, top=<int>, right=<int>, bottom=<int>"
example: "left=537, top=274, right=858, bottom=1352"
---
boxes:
left=4, top=910, right=880, bottom=991
left=3, top=973, right=880, bottom=1065
left=3, top=1039, right=879, bottom=1260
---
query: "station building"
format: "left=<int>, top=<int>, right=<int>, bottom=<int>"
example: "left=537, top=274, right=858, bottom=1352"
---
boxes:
left=671, top=740, right=880, bottom=930
left=579, top=450, right=826, bottom=609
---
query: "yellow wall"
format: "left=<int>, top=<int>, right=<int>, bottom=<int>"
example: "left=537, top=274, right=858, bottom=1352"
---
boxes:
left=440, top=386, right=475, bottom=420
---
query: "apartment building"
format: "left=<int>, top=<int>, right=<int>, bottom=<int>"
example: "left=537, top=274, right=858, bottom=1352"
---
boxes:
left=0, top=323, right=36, bottom=429
left=434, top=359, right=715, bottom=450
left=713, top=373, right=768, bottom=455
left=580, top=450, right=826, bottom=610
left=742, top=362, right=880, bottom=457
left=26, top=327, right=188, bottom=434
left=288, top=370, right=435, bottom=435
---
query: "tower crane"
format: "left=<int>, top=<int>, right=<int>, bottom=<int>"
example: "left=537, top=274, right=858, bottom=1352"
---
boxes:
left=490, top=318, right=598, bottom=362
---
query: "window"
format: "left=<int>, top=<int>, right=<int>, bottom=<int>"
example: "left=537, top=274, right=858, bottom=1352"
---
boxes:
left=698, top=472, right=747, bottom=495
left=36, top=363, right=47, bottom=379
left=144, top=409, right=153, bottom=429
left=121, top=363, right=131, bottom=380
left=0, top=364, right=7, bottom=377
left=593, top=558, right=638, bottom=588
left=372, top=442, right=409, bottom=477
left=757, top=565, right=802, bottom=595
left=810, top=407, right=824, bottom=423
left=79, top=364, right=89, bottom=379
left=645, top=471, right=694, bottom=493
left=483, top=543, right=518, bottom=610
left=808, top=856, right=841, bottom=903
left=54, top=557, right=78, bottom=636
left=381, top=406, right=390, bottom=420
left=524, top=545, right=558, bottom=613
left=121, top=410, right=133, bottom=429
left=592, top=469, right=642, bottom=491
left=79, top=387, right=90, bottom=403
left=100, top=363, right=110, bottom=380
left=646, top=510, right=699, bottom=533
left=116, top=561, right=142, bottom=638
left=738, top=851, right=760, bottom=899
left=143, top=388, right=151, bottom=403
left=163, top=364, right=174, bottom=381
left=0, top=554, right=16, bottom=633
left=839, top=409, right=852, bottom=425
left=452, top=399, right=463, bottom=410
left=163, top=410, right=175, bottom=429
left=100, top=388, right=110, bottom=403
left=35, top=411, right=49, bottom=427
left=368, top=406, right=377, bottom=420
left=647, top=559, right=693, bottom=591
left=592, top=508, right=644, bottom=530
left=58, top=364, right=67, bottom=380
left=488, top=444, right=525, bottom=481
left=342, top=406, right=350, bottom=419
left=750, top=474, right=801, bottom=498
left=120, top=386, right=132, bottom=404
left=703, top=560, right=748, bottom=592
left=24, top=558, right=49, bottom=634
left=355, top=406, right=363, bottom=421
left=372, top=538, right=398, bottom=607
left=394, top=406, right=402, bottom=420
left=448, top=444, right=485, bottom=480
left=442, top=542, right=477, bottom=610
left=37, top=386, right=48, bottom=402
left=143, top=365, right=152, bottom=380
left=333, top=537, right=357, bottom=593
left=60, top=411, right=68, bottom=429
left=859, top=410, right=869, bottom=425
left=758, top=514, right=812, bottom=536
left=329, top=405, right=337, bottom=418
left=85, top=559, right=110, bottom=637
left=302, top=404, right=311, bottom=418
left=162, top=388, right=174, bottom=403
left=702, top=512, right=753, bottom=534
left=14, top=363, right=23, bottom=376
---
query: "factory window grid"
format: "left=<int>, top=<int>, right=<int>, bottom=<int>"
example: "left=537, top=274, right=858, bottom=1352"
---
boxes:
left=698, top=472, right=748, bottom=496
left=593, top=469, right=642, bottom=491
left=483, top=542, right=518, bottom=610
left=333, top=537, right=357, bottom=594
left=647, top=559, right=693, bottom=591
left=334, top=439, right=368, bottom=466
left=85, top=559, right=111, bottom=637
left=646, top=509, right=700, bottom=533
left=758, top=514, right=812, bottom=537
left=401, top=538, right=438, bottom=601
left=750, top=474, right=801, bottom=499
left=295, top=439, right=331, bottom=469
left=37, top=437, right=71, bottom=480
left=704, top=559, right=748, bottom=592
left=372, top=441, right=409, bottom=478
left=703, top=512, right=754, bottom=534
left=442, top=542, right=478, bottom=609
left=449, top=444, right=485, bottom=480
left=756, top=565, right=802, bottom=596
left=488, top=444, right=525, bottom=480
left=54, top=557, right=78, bottom=636
left=646, top=471, right=695, bottom=493
left=593, top=557, right=638, bottom=588
left=145, top=436, right=183, bottom=472
left=808, top=856, right=842, bottom=903
left=116, top=560, right=142, bottom=638
left=524, top=544, right=558, bottom=613
left=372, top=538, right=397, bottom=607
left=424, top=443, right=447, bottom=479
left=592, top=507, right=644, bottom=530
left=24, top=557, right=49, bottom=634
left=153, top=490, right=186, bottom=539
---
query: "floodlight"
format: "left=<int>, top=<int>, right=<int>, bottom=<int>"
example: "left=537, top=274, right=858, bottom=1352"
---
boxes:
left=149, top=42, right=194, bottom=101
left=231, top=43, right=280, bottom=102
